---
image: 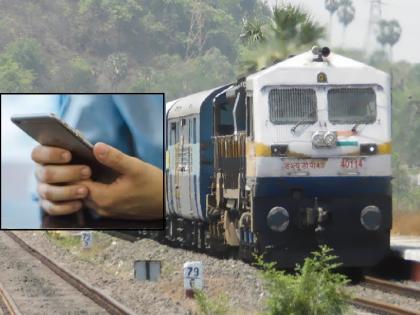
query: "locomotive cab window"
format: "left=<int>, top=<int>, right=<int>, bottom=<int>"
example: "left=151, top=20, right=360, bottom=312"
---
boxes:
left=269, top=88, right=317, bottom=124
left=328, top=87, right=376, bottom=124
left=215, top=103, right=234, bottom=135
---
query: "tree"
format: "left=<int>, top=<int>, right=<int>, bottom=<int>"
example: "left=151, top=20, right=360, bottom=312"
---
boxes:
left=52, top=56, right=96, bottom=92
left=0, top=57, right=35, bottom=92
left=325, top=0, right=339, bottom=44
left=337, top=0, right=355, bottom=45
left=1, top=38, right=45, bottom=88
left=131, top=48, right=235, bottom=100
left=105, top=52, right=128, bottom=91
left=240, top=4, right=324, bottom=73
left=240, top=17, right=265, bottom=44
left=3, top=38, right=44, bottom=74
left=376, top=19, right=402, bottom=62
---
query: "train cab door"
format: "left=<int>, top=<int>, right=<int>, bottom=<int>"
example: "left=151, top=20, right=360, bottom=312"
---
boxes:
left=167, top=120, right=179, bottom=215
left=177, top=118, right=195, bottom=218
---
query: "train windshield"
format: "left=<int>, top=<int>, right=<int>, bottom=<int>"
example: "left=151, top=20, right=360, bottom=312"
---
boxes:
left=328, top=87, right=376, bottom=124
left=269, top=88, right=317, bottom=124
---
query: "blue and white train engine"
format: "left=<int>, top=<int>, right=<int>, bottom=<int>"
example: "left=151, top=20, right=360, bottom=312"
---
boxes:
left=165, top=48, right=392, bottom=267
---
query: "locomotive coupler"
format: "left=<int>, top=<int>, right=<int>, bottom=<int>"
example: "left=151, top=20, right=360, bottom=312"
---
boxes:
left=301, top=197, right=329, bottom=233
left=314, top=197, right=329, bottom=238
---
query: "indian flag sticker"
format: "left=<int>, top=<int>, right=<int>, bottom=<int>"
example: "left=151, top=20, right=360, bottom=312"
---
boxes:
left=336, top=140, right=358, bottom=147
left=336, top=131, right=358, bottom=147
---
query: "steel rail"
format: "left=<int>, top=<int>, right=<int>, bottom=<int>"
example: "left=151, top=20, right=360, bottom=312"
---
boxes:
left=364, top=275, right=420, bottom=299
left=4, top=231, right=135, bottom=315
left=351, top=296, right=420, bottom=315
left=0, top=282, right=21, bottom=315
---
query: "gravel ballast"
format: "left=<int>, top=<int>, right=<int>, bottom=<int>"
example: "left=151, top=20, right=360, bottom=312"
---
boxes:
left=0, top=232, right=108, bottom=315
left=8, top=231, right=394, bottom=314
left=13, top=231, right=265, bottom=314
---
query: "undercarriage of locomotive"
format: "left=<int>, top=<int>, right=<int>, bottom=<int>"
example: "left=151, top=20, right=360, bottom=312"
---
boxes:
left=163, top=175, right=392, bottom=268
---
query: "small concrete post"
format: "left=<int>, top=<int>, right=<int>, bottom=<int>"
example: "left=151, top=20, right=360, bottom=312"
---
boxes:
left=81, top=231, right=92, bottom=249
left=183, top=261, right=203, bottom=298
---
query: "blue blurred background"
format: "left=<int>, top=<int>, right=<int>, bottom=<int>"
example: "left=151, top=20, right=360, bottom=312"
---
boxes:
left=1, top=94, right=59, bottom=228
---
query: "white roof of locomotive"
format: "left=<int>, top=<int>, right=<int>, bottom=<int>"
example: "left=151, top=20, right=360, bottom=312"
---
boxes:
left=167, top=85, right=229, bottom=119
left=246, top=50, right=389, bottom=91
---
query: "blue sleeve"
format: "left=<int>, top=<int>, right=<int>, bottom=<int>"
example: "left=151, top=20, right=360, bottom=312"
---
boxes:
left=112, top=95, right=164, bottom=170
left=59, top=95, right=135, bottom=156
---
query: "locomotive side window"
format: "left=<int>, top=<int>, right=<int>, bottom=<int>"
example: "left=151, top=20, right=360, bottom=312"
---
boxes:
left=246, top=96, right=253, bottom=137
left=328, top=88, right=376, bottom=124
left=193, top=117, right=197, bottom=143
left=175, top=121, right=179, bottom=143
left=187, top=118, right=192, bottom=144
left=269, top=88, right=317, bottom=124
left=170, top=122, right=177, bottom=145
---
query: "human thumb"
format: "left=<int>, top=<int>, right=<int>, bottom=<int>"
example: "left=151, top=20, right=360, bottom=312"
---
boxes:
left=93, top=142, right=140, bottom=175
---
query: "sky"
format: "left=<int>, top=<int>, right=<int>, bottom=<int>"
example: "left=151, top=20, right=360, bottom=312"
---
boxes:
left=267, top=0, right=419, bottom=63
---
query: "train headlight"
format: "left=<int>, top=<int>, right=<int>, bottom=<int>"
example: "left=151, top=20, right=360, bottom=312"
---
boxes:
left=324, top=131, right=337, bottom=147
left=360, top=205, right=381, bottom=231
left=312, top=132, right=324, bottom=148
left=271, top=144, right=288, bottom=156
left=360, top=143, right=378, bottom=155
left=267, top=206, right=289, bottom=232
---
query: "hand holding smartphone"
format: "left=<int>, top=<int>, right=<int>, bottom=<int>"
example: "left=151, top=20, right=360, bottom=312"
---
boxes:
left=11, top=113, right=119, bottom=184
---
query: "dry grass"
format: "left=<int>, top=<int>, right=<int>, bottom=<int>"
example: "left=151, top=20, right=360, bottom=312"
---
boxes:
left=392, top=212, right=420, bottom=236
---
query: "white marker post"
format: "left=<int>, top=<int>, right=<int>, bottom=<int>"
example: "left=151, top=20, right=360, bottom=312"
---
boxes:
left=81, top=231, right=93, bottom=249
left=183, top=261, right=203, bottom=298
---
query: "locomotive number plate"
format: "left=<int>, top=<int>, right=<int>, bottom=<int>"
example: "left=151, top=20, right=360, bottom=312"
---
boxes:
left=340, top=158, right=364, bottom=169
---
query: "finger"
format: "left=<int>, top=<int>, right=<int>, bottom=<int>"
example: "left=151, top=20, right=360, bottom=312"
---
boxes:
left=41, top=199, right=82, bottom=216
left=93, top=142, right=142, bottom=175
left=35, top=164, right=91, bottom=184
left=38, top=183, right=88, bottom=202
left=32, top=145, right=72, bottom=164
left=78, top=179, right=113, bottom=209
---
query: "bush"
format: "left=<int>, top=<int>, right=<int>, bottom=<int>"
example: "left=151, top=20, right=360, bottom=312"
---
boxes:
left=255, top=245, right=350, bottom=315
left=194, top=289, right=229, bottom=315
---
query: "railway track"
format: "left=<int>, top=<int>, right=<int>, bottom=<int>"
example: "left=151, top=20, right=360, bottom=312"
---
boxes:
left=351, top=275, right=420, bottom=315
left=3, top=231, right=135, bottom=315
left=0, top=282, right=21, bottom=315
left=364, top=276, right=420, bottom=299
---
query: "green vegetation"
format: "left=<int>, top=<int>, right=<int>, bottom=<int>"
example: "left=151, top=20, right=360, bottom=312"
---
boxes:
left=45, top=231, right=113, bottom=261
left=0, top=37, right=45, bottom=92
left=0, top=0, right=269, bottom=96
left=255, top=246, right=350, bottom=315
left=240, top=4, right=324, bottom=73
left=194, top=289, right=229, bottom=315
left=0, top=57, right=35, bottom=92
left=50, top=56, right=97, bottom=92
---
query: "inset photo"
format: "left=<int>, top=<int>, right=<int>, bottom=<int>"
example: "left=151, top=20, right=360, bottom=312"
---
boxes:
left=1, top=94, right=164, bottom=229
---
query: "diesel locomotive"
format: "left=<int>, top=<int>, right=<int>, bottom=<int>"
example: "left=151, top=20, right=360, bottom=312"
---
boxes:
left=165, top=47, right=392, bottom=267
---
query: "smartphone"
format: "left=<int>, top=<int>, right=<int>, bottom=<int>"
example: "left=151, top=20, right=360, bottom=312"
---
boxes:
left=11, top=113, right=118, bottom=183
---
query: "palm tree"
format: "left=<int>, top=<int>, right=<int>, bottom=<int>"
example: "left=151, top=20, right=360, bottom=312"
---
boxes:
left=325, top=0, right=339, bottom=44
left=376, top=19, right=401, bottom=62
left=337, top=0, right=355, bottom=45
left=240, top=4, right=324, bottom=73
left=240, top=17, right=266, bottom=45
